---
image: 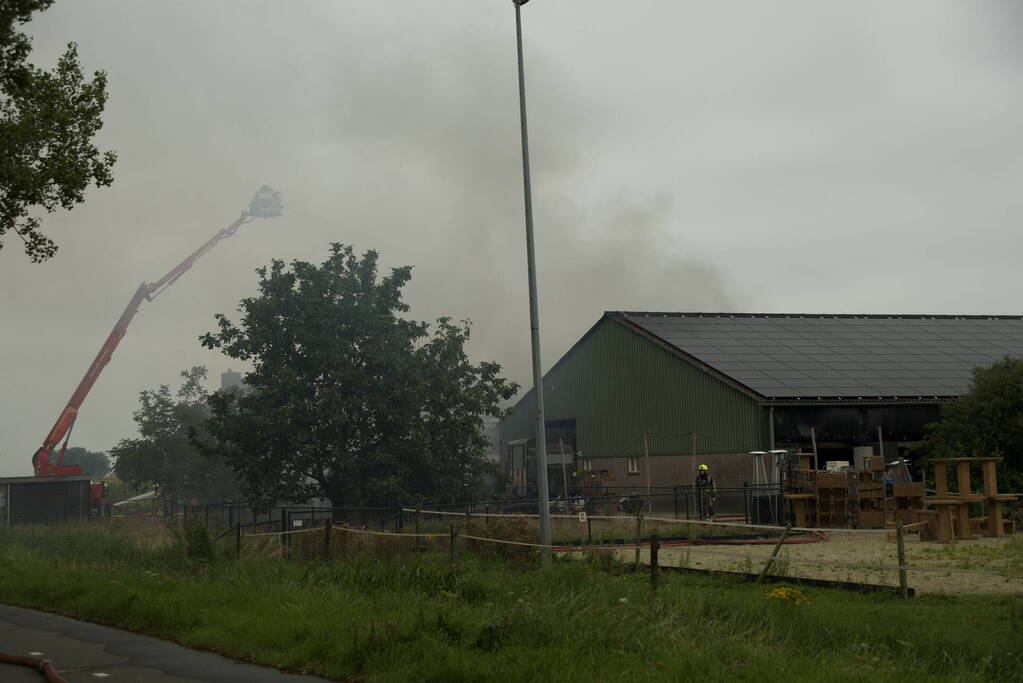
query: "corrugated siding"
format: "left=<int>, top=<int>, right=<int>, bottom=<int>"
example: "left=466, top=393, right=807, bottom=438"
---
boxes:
left=9, top=481, right=69, bottom=524
left=499, top=318, right=767, bottom=457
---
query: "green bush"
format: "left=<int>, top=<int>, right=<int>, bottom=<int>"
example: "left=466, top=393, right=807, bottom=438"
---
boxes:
left=173, top=520, right=215, bottom=563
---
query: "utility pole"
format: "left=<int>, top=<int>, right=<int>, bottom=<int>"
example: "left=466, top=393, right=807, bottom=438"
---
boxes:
left=513, top=0, right=551, bottom=562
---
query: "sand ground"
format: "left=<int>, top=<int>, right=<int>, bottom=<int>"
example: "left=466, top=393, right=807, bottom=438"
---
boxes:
left=598, top=532, right=1022, bottom=595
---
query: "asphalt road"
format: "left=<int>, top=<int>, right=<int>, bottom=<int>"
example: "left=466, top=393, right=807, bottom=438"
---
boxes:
left=0, top=604, right=331, bottom=682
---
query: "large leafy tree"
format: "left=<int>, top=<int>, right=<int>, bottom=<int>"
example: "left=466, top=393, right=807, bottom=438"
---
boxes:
left=1, top=1, right=116, bottom=262
left=918, top=357, right=1023, bottom=492
left=60, top=446, right=109, bottom=477
left=199, top=244, right=517, bottom=507
left=111, top=367, right=242, bottom=503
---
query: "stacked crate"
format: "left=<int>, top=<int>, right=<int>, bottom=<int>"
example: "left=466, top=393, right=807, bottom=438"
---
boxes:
left=853, top=474, right=885, bottom=528
left=815, top=472, right=851, bottom=528
left=783, top=462, right=817, bottom=527
left=853, top=456, right=886, bottom=528
left=888, top=481, right=926, bottom=524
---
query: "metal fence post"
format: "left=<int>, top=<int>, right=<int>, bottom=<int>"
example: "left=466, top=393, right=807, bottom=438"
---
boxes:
left=235, top=523, right=241, bottom=559
left=281, top=509, right=289, bottom=557
left=415, top=506, right=422, bottom=553
left=323, top=518, right=331, bottom=561
left=744, top=483, right=750, bottom=525
left=449, top=525, right=457, bottom=567
left=633, top=513, right=643, bottom=571
left=650, top=533, right=659, bottom=592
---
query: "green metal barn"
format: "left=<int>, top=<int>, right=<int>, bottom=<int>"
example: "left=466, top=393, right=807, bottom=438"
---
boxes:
left=498, top=311, right=1023, bottom=499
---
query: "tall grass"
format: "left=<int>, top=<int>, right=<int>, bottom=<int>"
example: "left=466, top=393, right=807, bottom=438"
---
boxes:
left=1, top=521, right=1020, bottom=682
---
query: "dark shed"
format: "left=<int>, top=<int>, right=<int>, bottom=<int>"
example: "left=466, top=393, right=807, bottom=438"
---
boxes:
left=0, top=475, right=93, bottom=524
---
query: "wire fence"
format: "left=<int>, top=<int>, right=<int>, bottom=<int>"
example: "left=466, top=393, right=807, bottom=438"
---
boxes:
left=167, top=485, right=789, bottom=548
left=392, top=484, right=787, bottom=524
left=185, top=501, right=1023, bottom=597
left=100, top=482, right=1010, bottom=599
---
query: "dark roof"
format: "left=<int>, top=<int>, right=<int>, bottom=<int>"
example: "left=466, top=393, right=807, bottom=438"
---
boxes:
left=0, top=475, right=92, bottom=484
left=614, top=312, right=1023, bottom=401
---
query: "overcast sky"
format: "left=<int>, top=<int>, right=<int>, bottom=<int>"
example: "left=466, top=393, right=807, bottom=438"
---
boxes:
left=2, top=1, right=1021, bottom=476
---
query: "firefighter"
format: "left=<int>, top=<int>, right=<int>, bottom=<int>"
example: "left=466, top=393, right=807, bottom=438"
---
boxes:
left=695, top=464, right=716, bottom=520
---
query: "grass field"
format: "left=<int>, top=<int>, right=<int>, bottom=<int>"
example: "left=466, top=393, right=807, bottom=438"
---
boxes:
left=1, top=520, right=1021, bottom=682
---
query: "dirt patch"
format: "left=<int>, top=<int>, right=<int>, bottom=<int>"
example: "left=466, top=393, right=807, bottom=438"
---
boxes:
left=598, top=532, right=1023, bottom=595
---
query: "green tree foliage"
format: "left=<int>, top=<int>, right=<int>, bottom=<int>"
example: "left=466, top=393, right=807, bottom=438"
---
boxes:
left=111, top=367, right=242, bottom=504
left=918, top=357, right=1023, bottom=491
left=60, top=446, right=109, bottom=476
left=1, top=1, right=116, bottom=262
left=199, top=244, right=518, bottom=507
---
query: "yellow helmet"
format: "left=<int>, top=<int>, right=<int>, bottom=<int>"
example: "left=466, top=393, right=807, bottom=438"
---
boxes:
left=698, top=464, right=709, bottom=471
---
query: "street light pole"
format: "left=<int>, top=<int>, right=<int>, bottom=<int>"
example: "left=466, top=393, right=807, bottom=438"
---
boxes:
left=513, top=0, right=552, bottom=563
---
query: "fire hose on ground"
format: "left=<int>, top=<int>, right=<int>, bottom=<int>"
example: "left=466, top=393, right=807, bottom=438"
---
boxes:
left=0, top=651, right=68, bottom=682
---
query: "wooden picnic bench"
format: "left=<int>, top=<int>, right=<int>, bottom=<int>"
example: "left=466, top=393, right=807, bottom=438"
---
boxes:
left=922, top=457, right=1018, bottom=542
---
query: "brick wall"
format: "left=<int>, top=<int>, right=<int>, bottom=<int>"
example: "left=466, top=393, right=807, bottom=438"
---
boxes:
left=586, top=452, right=759, bottom=491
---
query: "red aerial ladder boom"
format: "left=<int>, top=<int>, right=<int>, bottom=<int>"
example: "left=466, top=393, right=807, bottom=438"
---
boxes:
left=32, top=186, right=282, bottom=492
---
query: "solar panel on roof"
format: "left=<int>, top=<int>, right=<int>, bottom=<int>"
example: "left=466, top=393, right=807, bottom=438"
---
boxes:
left=620, top=312, right=1023, bottom=399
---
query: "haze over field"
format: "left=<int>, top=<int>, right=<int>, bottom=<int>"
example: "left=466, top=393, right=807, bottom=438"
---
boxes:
left=2, top=1, right=1022, bottom=475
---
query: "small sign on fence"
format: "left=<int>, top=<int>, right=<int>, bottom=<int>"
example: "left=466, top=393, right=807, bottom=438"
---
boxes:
left=578, top=511, right=587, bottom=523
left=292, top=519, right=304, bottom=528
